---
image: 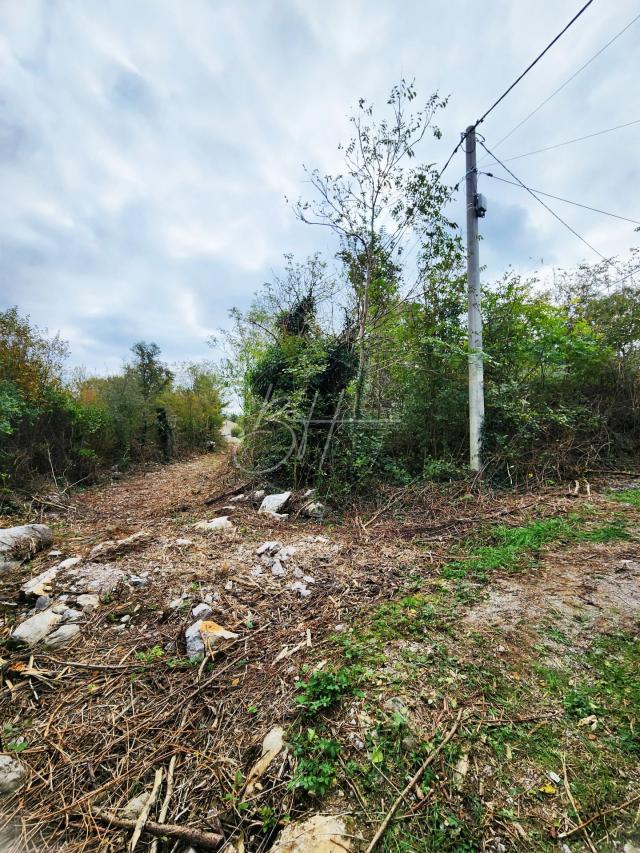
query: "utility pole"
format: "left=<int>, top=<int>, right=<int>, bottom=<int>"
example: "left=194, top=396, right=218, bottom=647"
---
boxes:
left=465, top=125, right=485, bottom=472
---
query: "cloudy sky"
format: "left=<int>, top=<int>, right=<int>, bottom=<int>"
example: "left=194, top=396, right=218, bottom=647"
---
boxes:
left=1, top=0, right=639, bottom=373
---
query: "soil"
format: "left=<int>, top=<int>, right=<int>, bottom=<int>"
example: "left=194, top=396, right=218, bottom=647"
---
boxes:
left=1, top=453, right=639, bottom=852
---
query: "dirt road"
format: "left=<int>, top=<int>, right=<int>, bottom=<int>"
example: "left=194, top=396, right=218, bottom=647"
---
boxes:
left=1, top=456, right=639, bottom=851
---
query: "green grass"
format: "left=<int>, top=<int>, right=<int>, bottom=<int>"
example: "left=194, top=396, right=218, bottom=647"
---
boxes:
left=610, top=487, right=640, bottom=508
left=441, top=514, right=629, bottom=581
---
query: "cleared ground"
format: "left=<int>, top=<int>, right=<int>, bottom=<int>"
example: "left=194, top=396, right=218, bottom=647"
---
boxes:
left=1, top=455, right=639, bottom=852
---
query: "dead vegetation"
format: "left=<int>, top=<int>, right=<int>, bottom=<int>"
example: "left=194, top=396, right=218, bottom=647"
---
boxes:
left=1, top=454, right=639, bottom=852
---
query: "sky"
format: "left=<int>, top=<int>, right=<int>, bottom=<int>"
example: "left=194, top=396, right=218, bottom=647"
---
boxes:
left=1, top=0, right=639, bottom=374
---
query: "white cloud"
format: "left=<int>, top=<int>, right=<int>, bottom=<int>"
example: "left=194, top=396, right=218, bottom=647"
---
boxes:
left=0, top=0, right=638, bottom=370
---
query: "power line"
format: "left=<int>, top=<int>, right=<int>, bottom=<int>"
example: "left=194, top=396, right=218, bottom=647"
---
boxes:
left=481, top=9, right=640, bottom=158
left=438, top=0, right=595, bottom=178
left=500, top=118, right=640, bottom=163
left=481, top=172, right=640, bottom=226
left=478, top=139, right=607, bottom=260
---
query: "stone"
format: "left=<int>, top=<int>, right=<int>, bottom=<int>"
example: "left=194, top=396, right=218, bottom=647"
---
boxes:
left=194, top=516, right=235, bottom=533
left=175, top=538, right=194, bottom=547
left=10, top=608, right=63, bottom=647
left=258, top=492, right=291, bottom=516
left=61, top=562, right=125, bottom=596
left=271, top=814, right=350, bottom=853
left=229, top=493, right=245, bottom=502
left=22, top=557, right=84, bottom=602
left=278, top=545, right=297, bottom=561
left=290, top=581, right=311, bottom=598
left=89, top=531, right=149, bottom=560
left=185, top=620, right=239, bottom=659
left=76, top=594, right=100, bottom=612
left=43, top=623, right=81, bottom=649
left=271, top=560, right=286, bottom=578
left=34, top=595, right=51, bottom=611
left=48, top=549, right=63, bottom=557
left=252, top=489, right=266, bottom=500
left=256, top=541, right=282, bottom=556
left=0, top=524, right=53, bottom=573
left=0, top=755, right=26, bottom=795
left=303, top=501, right=325, bottom=518
left=192, top=602, right=213, bottom=620
left=128, top=575, right=148, bottom=587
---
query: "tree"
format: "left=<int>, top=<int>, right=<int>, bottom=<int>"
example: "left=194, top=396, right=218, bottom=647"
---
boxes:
left=294, top=81, right=460, bottom=417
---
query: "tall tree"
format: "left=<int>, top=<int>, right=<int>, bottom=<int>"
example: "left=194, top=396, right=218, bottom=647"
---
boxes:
left=294, top=80, right=460, bottom=417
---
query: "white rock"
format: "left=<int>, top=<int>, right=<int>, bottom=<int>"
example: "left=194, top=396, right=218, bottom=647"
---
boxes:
left=271, top=561, right=286, bottom=577
left=48, top=549, right=62, bottom=557
left=256, top=541, right=282, bottom=556
left=185, top=620, right=239, bottom=659
left=278, top=545, right=297, bottom=561
left=43, top=623, right=81, bottom=649
left=229, top=494, right=245, bottom=502
left=194, top=516, right=235, bottom=533
left=76, top=594, right=100, bottom=612
left=0, top=755, right=26, bottom=795
left=271, top=814, right=350, bottom=853
left=252, top=489, right=266, bottom=500
left=62, top=562, right=125, bottom=596
left=0, top=524, right=53, bottom=573
left=175, top=538, right=194, bottom=547
left=10, top=608, right=63, bottom=647
left=290, top=581, right=311, bottom=598
left=192, top=603, right=213, bottom=620
left=258, top=492, right=291, bottom=515
left=303, top=501, right=325, bottom=518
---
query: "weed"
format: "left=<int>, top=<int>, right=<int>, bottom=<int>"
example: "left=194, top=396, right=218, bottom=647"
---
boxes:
left=295, top=666, right=362, bottom=715
left=134, top=645, right=165, bottom=664
left=290, top=728, right=341, bottom=796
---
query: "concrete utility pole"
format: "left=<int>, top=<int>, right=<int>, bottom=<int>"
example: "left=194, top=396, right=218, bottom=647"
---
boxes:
left=464, top=125, right=485, bottom=472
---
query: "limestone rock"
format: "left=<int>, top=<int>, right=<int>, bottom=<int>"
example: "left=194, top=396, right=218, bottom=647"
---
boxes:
left=43, top=623, right=81, bottom=649
left=194, top=516, right=235, bottom=533
left=20, top=558, right=81, bottom=602
left=271, top=814, right=350, bottom=853
left=0, top=524, right=53, bottom=573
left=10, top=608, right=63, bottom=647
left=76, top=594, right=100, bottom=612
left=60, top=561, right=125, bottom=596
left=0, top=755, right=26, bottom=795
left=256, top=541, right=282, bottom=556
left=192, top=602, right=213, bottom=620
left=185, top=620, right=239, bottom=659
left=258, top=492, right=291, bottom=516
left=303, top=501, right=325, bottom=519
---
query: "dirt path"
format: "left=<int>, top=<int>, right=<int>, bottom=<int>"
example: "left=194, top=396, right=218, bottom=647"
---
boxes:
left=1, top=459, right=639, bottom=852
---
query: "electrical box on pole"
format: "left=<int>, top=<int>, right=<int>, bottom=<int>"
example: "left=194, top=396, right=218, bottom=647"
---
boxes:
left=465, top=126, right=485, bottom=472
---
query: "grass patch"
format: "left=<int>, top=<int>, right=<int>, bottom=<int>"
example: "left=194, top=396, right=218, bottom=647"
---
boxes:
left=441, top=514, right=629, bottom=581
left=610, top=487, right=640, bottom=508
left=295, top=665, right=363, bottom=716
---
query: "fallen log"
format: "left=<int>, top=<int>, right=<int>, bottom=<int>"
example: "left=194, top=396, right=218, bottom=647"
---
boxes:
left=0, top=524, right=53, bottom=573
left=91, top=809, right=224, bottom=850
